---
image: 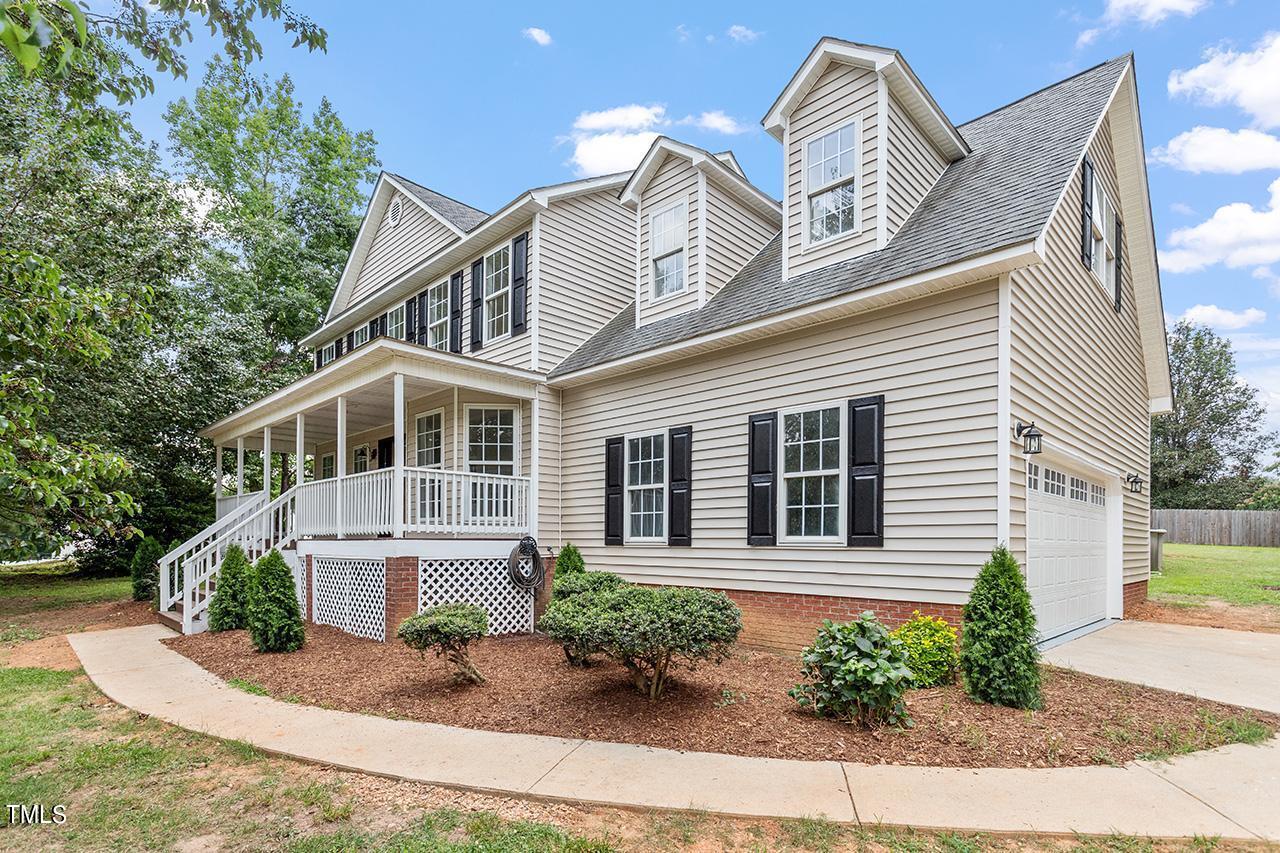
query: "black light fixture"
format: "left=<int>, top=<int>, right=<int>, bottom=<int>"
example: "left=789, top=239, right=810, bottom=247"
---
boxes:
left=1126, top=473, right=1145, bottom=494
left=1014, top=421, right=1043, bottom=455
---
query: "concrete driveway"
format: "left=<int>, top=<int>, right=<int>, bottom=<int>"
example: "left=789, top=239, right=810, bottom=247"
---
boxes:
left=1042, top=620, right=1280, bottom=713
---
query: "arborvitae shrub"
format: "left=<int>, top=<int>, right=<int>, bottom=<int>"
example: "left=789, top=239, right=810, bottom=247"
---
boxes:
left=246, top=549, right=304, bottom=653
left=554, top=543, right=586, bottom=576
left=398, top=603, right=489, bottom=685
left=960, top=545, right=1042, bottom=710
left=129, top=536, right=164, bottom=603
left=207, top=544, right=253, bottom=632
left=891, top=611, right=959, bottom=688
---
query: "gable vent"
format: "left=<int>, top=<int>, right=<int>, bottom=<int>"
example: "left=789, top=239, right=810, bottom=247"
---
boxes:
left=389, top=196, right=403, bottom=227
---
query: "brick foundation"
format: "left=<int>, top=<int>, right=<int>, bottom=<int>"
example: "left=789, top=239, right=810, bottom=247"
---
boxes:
left=1123, top=579, right=1148, bottom=615
left=720, top=588, right=964, bottom=652
left=383, top=556, right=419, bottom=640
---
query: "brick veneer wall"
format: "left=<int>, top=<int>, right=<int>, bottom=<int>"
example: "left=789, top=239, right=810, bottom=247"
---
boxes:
left=1123, top=579, right=1148, bottom=615
left=384, top=556, right=419, bottom=640
left=721, top=588, right=964, bottom=652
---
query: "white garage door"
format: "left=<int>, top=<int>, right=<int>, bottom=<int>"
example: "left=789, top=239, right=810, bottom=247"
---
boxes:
left=1026, top=463, right=1108, bottom=640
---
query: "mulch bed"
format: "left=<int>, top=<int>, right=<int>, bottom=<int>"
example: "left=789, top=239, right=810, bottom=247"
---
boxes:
left=1129, top=598, right=1280, bottom=635
left=164, top=626, right=1278, bottom=769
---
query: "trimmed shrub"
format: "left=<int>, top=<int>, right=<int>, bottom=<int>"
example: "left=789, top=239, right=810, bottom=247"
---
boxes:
left=398, top=603, right=488, bottom=685
left=551, top=570, right=625, bottom=602
left=539, top=585, right=741, bottom=699
left=961, top=545, right=1042, bottom=710
left=129, top=536, right=164, bottom=603
left=789, top=612, right=914, bottom=728
left=554, top=543, right=586, bottom=576
left=246, top=550, right=304, bottom=653
left=545, top=571, right=628, bottom=665
left=892, top=611, right=959, bottom=688
left=207, top=544, right=253, bottom=632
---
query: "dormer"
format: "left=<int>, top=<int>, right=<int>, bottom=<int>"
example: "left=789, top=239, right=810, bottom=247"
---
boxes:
left=763, top=39, right=968, bottom=280
left=621, top=138, right=781, bottom=328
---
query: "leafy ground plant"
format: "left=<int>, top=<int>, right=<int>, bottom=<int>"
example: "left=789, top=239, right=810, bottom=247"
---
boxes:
left=789, top=612, right=915, bottom=728
left=892, top=610, right=960, bottom=688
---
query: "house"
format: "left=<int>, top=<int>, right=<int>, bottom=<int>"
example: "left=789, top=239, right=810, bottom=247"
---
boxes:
left=160, top=38, right=1170, bottom=651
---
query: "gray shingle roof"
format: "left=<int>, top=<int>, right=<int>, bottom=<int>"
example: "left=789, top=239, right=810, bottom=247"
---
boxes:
left=550, top=54, right=1129, bottom=379
left=388, top=173, right=490, bottom=232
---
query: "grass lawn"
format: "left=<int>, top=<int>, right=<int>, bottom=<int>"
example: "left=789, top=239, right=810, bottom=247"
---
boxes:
left=0, top=560, right=132, bottom=614
left=1152, top=544, right=1280, bottom=608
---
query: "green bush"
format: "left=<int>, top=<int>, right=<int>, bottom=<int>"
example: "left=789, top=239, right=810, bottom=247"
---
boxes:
left=538, top=585, right=741, bottom=699
left=961, top=545, right=1042, bottom=710
left=246, top=549, right=304, bottom=653
left=545, top=571, right=628, bottom=665
left=207, top=544, right=253, bottom=632
left=554, top=543, right=586, bottom=576
left=891, top=611, right=959, bottom=688
left=129, top=536, right=164, bottom=603
left=398, top=603, right=489, bottom=685
left=789, top=612, right=914, bottom=728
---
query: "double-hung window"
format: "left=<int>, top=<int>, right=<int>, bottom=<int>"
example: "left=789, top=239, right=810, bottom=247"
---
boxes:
left=1088, top=171, right=1119, bottom=292
left=353, top=444, right=369, bottom=474
left=625, top=433, right=666, bottom=541
left=318, top=341, right=336, bottom=367
left=466, top=406, right=516, bottom=521
left=483, top=247, right=511, bottom=341
left=320, top=453, right=335, bottom=479
left=650, top=203, right=686, bottom=299
left=351, top=325, right=370, bottom=349
left=387, top=305, right=406, bottom=340
left=805, top=121, right=860, bottom=243
left=414, top=411, right=443, bottom=520
left=780, top=404, right=843, bottom=541
left=425, top=279, right=449, bottom=350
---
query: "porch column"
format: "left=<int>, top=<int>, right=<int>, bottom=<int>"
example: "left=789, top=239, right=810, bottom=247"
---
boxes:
left=392, top=373, right=405, bottom=538
left=530, top=393, right=539, bottom=538
left=236, top=437, right=245, bottom=495
left=214, top=444, right=223, bottom=499
left=336, top=396, right=347, bottom=539
left=263, top=426, right=272, bottom=501
left=295, top=413, right=306, bottom=488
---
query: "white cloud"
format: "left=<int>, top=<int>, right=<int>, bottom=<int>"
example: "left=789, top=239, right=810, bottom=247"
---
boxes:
left=1169, top=32, right=1280, bottom=128
left=521, top=27, right=552, bottom=47
left=726, top=25, right=761, bottom=44
left=1254, top=266, right=1280, bottom=299
left=1076, top=28, right=1102, bottom=49
left=573, top=104, right=666, bottom=132
left=1179, top=304, right=1267, bottom=329
left=564, top=104, right=668, bottom=177
left=1160, top=176, right=1280, bottom=273
left=1076, top=0, right=1206, bottom=48
left=675, top=24, right=691, bottom=43
left=1171, top=201, right=1195, bottom=216
left=1152, top=126, right=1280, bottom=173
left=679, top=110, right=750, bottom=135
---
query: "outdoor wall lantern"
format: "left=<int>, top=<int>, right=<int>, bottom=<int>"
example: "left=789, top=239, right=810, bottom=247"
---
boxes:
left=1126, top=473, right=1145, bottom=494
left=1014, top=421, right=1043, bottom=455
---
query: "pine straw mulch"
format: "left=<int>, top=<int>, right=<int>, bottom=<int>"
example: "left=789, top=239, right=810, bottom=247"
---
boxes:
left=164, top=625, right=1279, bottom=769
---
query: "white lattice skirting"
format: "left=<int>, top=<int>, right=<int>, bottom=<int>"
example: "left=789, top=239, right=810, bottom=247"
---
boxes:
left=419, top=558, right=534, bottom=635
left=313, top=557, right=386, bottom=641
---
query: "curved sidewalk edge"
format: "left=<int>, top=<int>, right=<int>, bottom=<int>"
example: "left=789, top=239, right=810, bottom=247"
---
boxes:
left=68, top=625, right=1278, bottom=841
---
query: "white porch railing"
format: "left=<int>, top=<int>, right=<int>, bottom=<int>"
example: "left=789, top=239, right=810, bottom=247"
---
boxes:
left=160, top=490, right=267, bottom=613
left=215, top=489, right=265, bottom=520
left=404, top=467, right=531, bottom=536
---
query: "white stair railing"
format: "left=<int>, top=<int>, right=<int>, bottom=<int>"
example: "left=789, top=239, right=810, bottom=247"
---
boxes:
left=159, top=491, right=267, bottom=613
left=180, top=485, right=298, bottom=633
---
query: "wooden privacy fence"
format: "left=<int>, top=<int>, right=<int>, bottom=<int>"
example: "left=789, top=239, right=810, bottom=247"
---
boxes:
left=1151, top=509, right=1280, bottom=547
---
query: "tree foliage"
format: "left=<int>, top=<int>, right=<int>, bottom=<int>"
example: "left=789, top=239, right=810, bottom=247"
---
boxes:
left=128, top=534, right=163, bottom=602
left=1152, top=322, right=1276, bottom=509
left=960, top=546, right=1042, bottom=710
left=207, top=543, right=252, bottom=632
left=246, top=549, right=303, bottom=652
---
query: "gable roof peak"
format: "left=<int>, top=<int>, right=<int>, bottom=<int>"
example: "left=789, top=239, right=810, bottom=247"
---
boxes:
left=618, top=136, right=780, bottom=221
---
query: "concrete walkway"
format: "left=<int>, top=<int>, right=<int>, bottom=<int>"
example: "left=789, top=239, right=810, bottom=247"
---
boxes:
left=1043, top=620, right=1280, bottom=713
left=69, top=625, right=1279, bottom=841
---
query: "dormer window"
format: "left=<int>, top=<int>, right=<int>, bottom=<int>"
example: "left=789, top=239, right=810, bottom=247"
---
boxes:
left=651, top=201, right=686, bottom=300
left=805, top=121, right=860, bottom=243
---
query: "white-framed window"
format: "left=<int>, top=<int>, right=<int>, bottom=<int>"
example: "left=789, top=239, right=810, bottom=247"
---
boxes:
left=1090, top=483, right=1106, bottom=507
left=426, top=279, right=449, bottom=350
left=466, top=405, right=516, bottom=476
left=318, top=341, right=336, bottom=367
left=415, top=410, right=443, bottom=468
left=625, top=432, right=666, bottom=541
left=352, top=325, right=370, bottom=348
left=1088, top=170, right=1119, bottom=292
left=482, top=246, right=511, bottom=342
left=1070, top=475, right=1088, bottom=503
left=1027, top=462, right=1040, bottom=492
left=805, top=120, right=860, bottom=244
left=320, top=453, right=335, bottom=479
left=387, top=304, right=405, bottom=340
left=649, top=202, right=686, bottom=300
left=779, top=403, right=844, bottom=542
left=353, top=444, right=369, bottom=474
left=1044, top=467, right=1067, bottom=497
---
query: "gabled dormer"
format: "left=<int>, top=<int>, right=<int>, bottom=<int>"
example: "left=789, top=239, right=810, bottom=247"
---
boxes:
left=763, top=39, right=968, bottom=280
left=620, top=138, right=781, bottom=328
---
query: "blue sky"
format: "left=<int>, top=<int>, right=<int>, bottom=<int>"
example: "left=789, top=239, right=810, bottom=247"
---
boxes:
left=123, top=1, right=1280, bottom=429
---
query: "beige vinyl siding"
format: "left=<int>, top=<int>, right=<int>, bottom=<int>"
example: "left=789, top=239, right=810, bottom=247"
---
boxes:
left=459, top=220, right=535, bottom=370
left=637, top=155, right=700, bottom=326
left=349, top=192, right=458, bottom=307
left=786, top=60, right=880, bottom=279
left=704, top=179, right=779, bottom=301
left=535, top=385, right=562, bottom=543
left=559, top=281, right=1000, bottom=603
left=886, top=93, right=948, bottom=238
left=537, top=190, right=635, bottom=373
left=1008, top=112, right=1150, bottom=584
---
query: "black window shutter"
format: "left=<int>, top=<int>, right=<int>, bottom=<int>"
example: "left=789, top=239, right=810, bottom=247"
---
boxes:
left=416, top=290, right=429, bottom=345
left=449, top=271, right=463, bottom=353
left=404, top=298, right=417, bottom=342
left=314, top=349, right=322, bottom=370
left=604, top=436, right=624, bottom=545
left=511, top=232, right=528, bottom=336
left=747, top=412, right=777, bottom=546
left=469, top=259, right=484, bottom=351
left=346, top=331, right=354, bottom=351
left=668, top=426, right=693, bottom=547
left=1113, top=217, right=1124, bottom=313
left=378, top=313, right=388, bottom=338
left=1080, top=155, right=1094, bottom=270
left=334, top=337, right=345, bottom=357
left=847, top=395, right=885, bottom=547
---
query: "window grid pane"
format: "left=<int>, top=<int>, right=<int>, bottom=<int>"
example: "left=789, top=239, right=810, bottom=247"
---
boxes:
left=466, top=408, right=514, bottom=476
left=782, top=406, right=841, bottom=539
left=427, top=281, right=449, bottom=350
left=626, top=433, right=666, bottom=539
left=806, top=123, right=857, bottom=189
left=388, top=305, right=405, bottom=340
left=415, top=413, right=442, bottom=467
left=483, top=248, right=511, bottom=341
left=653, top=251, right=684, bottom=298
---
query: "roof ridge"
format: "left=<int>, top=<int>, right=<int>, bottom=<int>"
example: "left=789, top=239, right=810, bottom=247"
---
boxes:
left=386, top=171, right=488, bottom=217
left=958, top=53, right=1130, bottom=129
